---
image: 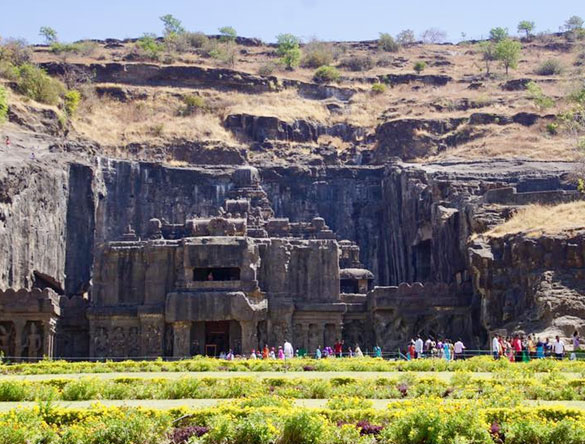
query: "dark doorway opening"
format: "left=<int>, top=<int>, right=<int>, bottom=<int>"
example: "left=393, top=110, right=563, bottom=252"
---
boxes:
left=205, top=321, right=230, bottom=356
left=193, top=268, right=241, bottom=282
left=340, top=279, right=359, bottom=294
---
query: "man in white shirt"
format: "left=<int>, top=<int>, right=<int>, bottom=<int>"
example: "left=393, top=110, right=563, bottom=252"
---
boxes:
left=553, top=336, right=565, bottom=360
left=492, top=335, right=501, bottom=360
left=283, top=340, right=294, bottom=359
left=414, top=336, right=424, bottom=359
left=454, top=339, right=465, bottom=360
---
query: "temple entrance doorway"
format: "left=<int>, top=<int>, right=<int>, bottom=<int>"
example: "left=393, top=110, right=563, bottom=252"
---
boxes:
left=205, top=321, right=230, bottom=356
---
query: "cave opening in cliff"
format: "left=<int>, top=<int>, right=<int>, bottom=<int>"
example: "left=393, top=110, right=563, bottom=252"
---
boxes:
left=193, top=267, right=241, bottom=281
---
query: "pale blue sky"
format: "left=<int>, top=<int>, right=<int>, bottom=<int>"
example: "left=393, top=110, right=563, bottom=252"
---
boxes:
left=1, top=0, right=583, bottom=43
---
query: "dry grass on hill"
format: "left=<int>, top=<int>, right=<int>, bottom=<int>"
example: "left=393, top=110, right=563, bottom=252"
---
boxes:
left=216, top=89, right=330, bottom=122
left=73, top=94, right=235, bottom=146
left=485, top=201, right=585, bottom=237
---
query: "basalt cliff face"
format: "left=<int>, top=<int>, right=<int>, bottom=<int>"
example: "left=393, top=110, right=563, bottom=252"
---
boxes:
left=2, top=151, right=580, bottom=354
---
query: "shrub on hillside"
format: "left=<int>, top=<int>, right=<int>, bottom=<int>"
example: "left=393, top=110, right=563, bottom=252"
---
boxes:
left=50, top=41, right=98, bottom=57
left=340, top=55, right=374, bottom=71
left=257, top=63, right=276, bottom=76
left=490, top=27, right=509, bottom=42
left=378, top=33, right=399, bottom=52
left=396, top=29, right=416, bottom=45
left=313, top=65, right=340, bottom=83
left=178, top=94, right=207, bottom=116
left=219, top=26, right=237, bottom=43
left=0, top=38, right=32, bottom=66
left=413, top=61, right=427, bottom=74
left=535, top=59, right=564, bottom=75
left=301, top=40, right=335, bottom=68
left=371, top=82, right=386, bottom=94
left=14, top=63, right=65, bottom=105
left=0, top=86, right=7, bottom=123
left=64, top=90, right=81, bottom=117
left=185, top=32, right=209, bottom=49
left=135, top=34, right=164, bottom=61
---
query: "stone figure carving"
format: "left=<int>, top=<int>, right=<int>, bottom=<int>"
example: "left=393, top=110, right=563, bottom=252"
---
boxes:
left=110, top=327, right=126, bottom=356
left=164, top=325, right=173, bottom=356
left=145, top=323, right=162, bottom=355
left=127, top=327, right=140, bottom=356
left=271, top=321, right=289, bottom=345
left=0, top=324, right=12, bottom=356
left=94, top=327, right=108, bottom=357
left=24, top=323, right=42, bottom=358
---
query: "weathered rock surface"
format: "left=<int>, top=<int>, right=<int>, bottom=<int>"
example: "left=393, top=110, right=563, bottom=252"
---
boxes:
left=225, top=113, right=370, bottom=144
left=471, top=231, right=585, bottom=339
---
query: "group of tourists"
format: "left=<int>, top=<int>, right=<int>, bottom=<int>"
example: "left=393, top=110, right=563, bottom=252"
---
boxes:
left=219, top=340, right=382, bottom=360
left=491, top=333, right=579, bottom=361
left=405, top=336, right=467, bottom=361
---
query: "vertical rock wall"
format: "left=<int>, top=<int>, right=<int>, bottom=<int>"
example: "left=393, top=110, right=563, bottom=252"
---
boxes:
left=0, top=160, right=68, bottom=289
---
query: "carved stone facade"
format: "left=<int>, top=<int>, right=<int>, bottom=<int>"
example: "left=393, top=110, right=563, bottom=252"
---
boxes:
left=0, top=288, right=62, bottom=360
left=82, top=166, right=478, bottom=357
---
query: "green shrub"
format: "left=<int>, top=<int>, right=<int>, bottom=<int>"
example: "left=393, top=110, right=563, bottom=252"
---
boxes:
left=526, top=81, right=555, bottom=109
left=160, top=14, right=185, bottom=36
left=378, top=33, right=399, bottom=52
left=546, top=122, right=559, bottom=135
left=185, top=32, right=209, bottom=49
left=381, top=404, right=492, bottom=444
left=64, top=89, right=81, bottom=117
left=396, top=29, right=416, bottom=45
left=233, top=412, right=277, bottom=444
left=535, top=59, right=564, bottom=75
left=257, top=63, right=276, bottom=76
left=302, top=40, right=335, bottom=68
left=0, top=381, right=27, bottom=401
left=136, top=34, right=165, bottom=61
left=413, top=61, right=426, bottom=74
left=372, top=82, right=386, bottom=94
left=0, top=86, right=7, bottom=123
left=14, top=63, right=65, bottom=105
left=0, top=38, right=32, bottom=66
left=60, top=409, right=170, bottom=444
left=340, top=55, right=374, bottom=71
left=281, top=411, right=329, bottom=444
left=276, top=34, right=301, bottom=70
left=203, top=415, right=235, bottom=444
left=313, top=65, right=340, bottom=83
left=61, top=378, right=100, bottom=401
left=178, top=94, right=207, bottom=116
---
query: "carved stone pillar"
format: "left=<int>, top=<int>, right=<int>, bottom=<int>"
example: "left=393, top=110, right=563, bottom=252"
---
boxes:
left=240, top=320, right=258, bottom=355
left=173, top=321, right=191, bottom=358
left=13, top=319, right=25, bottom=360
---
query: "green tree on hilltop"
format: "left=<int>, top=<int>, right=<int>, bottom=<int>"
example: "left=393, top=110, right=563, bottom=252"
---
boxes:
left=219, top=26, right=237, bottom=42
left=478, top=41, right=496, bottom=75
left=39, top=27, right=58, bottom=44
left=565, top=16, right=584, bottom=31
left=489, top=27, right=509, bottom=42
left=276, top=33, right=301, bottom=70
left=160, top=14, right=185, bottom=36
left=517, top=21, right=535, bottom=38
left=495, top=38, right=522, bottom=75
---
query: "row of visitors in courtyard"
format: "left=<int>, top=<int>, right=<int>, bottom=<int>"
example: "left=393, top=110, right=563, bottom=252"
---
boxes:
left=219, top=339, right=383, bottom=360
left=406, top=336, right=467, bottom=360
left=491, top=333, right=579, bottom=361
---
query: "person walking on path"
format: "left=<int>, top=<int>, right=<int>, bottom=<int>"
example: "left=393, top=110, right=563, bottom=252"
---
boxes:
left=454, top=339, right=465, bottom=360
left=492, top=335, right=501, bottom=360
left=553, top=336, right=565, bottom=360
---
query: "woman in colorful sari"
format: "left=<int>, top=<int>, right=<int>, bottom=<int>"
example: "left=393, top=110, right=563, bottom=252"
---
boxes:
left=536, top=337, right=545, bottom=359
left=443, top=340, right=451, bottom=361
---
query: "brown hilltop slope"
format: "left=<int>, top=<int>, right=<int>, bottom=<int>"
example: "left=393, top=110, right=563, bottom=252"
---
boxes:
left=5, top=32, right=582, bottom=165
left=0, top=32, right=585, bottom=357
